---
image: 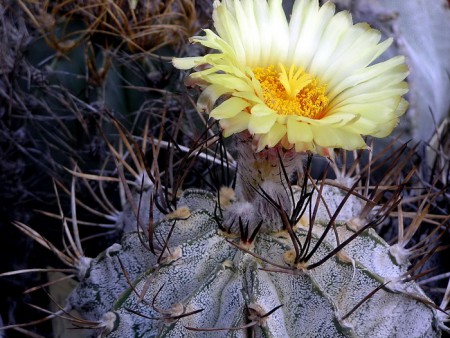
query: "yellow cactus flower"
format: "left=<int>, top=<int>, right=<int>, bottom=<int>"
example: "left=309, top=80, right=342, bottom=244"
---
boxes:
left=174, top=0, right=409, bottom=153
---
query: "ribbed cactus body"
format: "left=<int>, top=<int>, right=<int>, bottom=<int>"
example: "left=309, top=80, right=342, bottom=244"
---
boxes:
left=70, top=188, right=440, bottom=337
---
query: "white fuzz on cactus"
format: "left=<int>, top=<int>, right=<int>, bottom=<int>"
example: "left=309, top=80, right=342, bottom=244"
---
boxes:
left=224, top=133, right=305, bottom=233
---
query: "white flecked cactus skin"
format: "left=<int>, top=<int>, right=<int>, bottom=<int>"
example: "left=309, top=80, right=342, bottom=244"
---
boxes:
left=69, top=185, right=441, bottom=337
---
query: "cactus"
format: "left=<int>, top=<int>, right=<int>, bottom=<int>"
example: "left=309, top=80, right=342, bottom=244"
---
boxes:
left=67, top=180, right=441, bottom=337
left=1, top=0, right=450, bottom=337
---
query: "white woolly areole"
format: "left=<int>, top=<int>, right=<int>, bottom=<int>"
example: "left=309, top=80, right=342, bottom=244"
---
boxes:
left=101, top=312, right=117, bottom=334
left=389, top=243, right=411, bottom=266
left=76, top=256, right=93, bottom=279
left=106, top=243, right=122, bottom=258
left=135, top=171, right=154, bottom=192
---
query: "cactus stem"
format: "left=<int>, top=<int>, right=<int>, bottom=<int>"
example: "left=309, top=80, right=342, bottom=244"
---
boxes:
left=341, top=281, right=390, bottom=321
left=234, top=132, right=304, bottom=202
left=302, top=179, right=361, bottom=264
left=156, top=220, right=178, bottom=264
left=226, top=239, right=296, bottom=274
left=184, top=304, right=284, bottom=333
left=222, top=133, right=311, bottom=234
left=306, top=208, right=390, bottom=271
left=249, top=302, right=284, bottom=322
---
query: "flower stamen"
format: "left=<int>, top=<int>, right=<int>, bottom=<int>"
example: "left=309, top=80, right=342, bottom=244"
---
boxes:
left=279, top=64, right=312, bottom=98
left=252, top=65, right=328, bottom=119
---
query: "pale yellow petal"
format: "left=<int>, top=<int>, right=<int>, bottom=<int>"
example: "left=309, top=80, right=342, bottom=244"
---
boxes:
left=328, top=82, right=408, bottom=109
left=319, top=24, right=388, bottom=85
left=393, top=97, right=409, bottom=118
left=294, top=141, right=315, bottom=153
left=256, top=122, right=287, bottom=151
left=250, top=104, right=276, bottom=116
left=251, top=73, right=264, bottom=98
left=213, top=1, right=246, bottom=64
left=191, top=29, right=235, bottom=57
left=172, top=56, right=205, bottom=70
left=336, top=117, right=378, bottom=135
left=308, top=11, right=352, bottom=76
left=292, top=113, right=359, bottom=127
left=220, top=112, right=251, bottom=137
left=248, top=114, right=277, bottom=134
left=290, top=0, right=335, bottom=70
left=199, top=73, right=253, bottom=92
left=288, top=0, right=310, bottom=56
left=253, top=0, right=272, bottom=66
left=311, top=125, right=367, bottom=149
left=286, top=119, right=313, bottom=143
left=371, top=118, right=399, bottom=138
left=192, top=63, right=247, bottom=81
left=328, top=97, right=405, bottom=125
left=210, top=97, right=250, bottom=119
left=327, top=56, right=408, bottom=101
left=370, top=99, right=408, bottom=137
left=266, top=0, right=290, bottom=65
left=234, top=0, right=260, bottom=64
left=312, top=113, right=360, bottom=126
left=232, top=91, right=264, bottom=104
left=197, top=84, right=232, bottom=113
left=327, top=57, right=408, bottom=105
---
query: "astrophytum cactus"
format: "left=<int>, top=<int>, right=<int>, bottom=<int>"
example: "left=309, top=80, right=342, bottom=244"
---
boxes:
left=65, top=180, right=441, bottom=337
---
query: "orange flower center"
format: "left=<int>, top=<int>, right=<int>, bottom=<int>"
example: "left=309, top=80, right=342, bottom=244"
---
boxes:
left=252, top=64, right=328, bottom=119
